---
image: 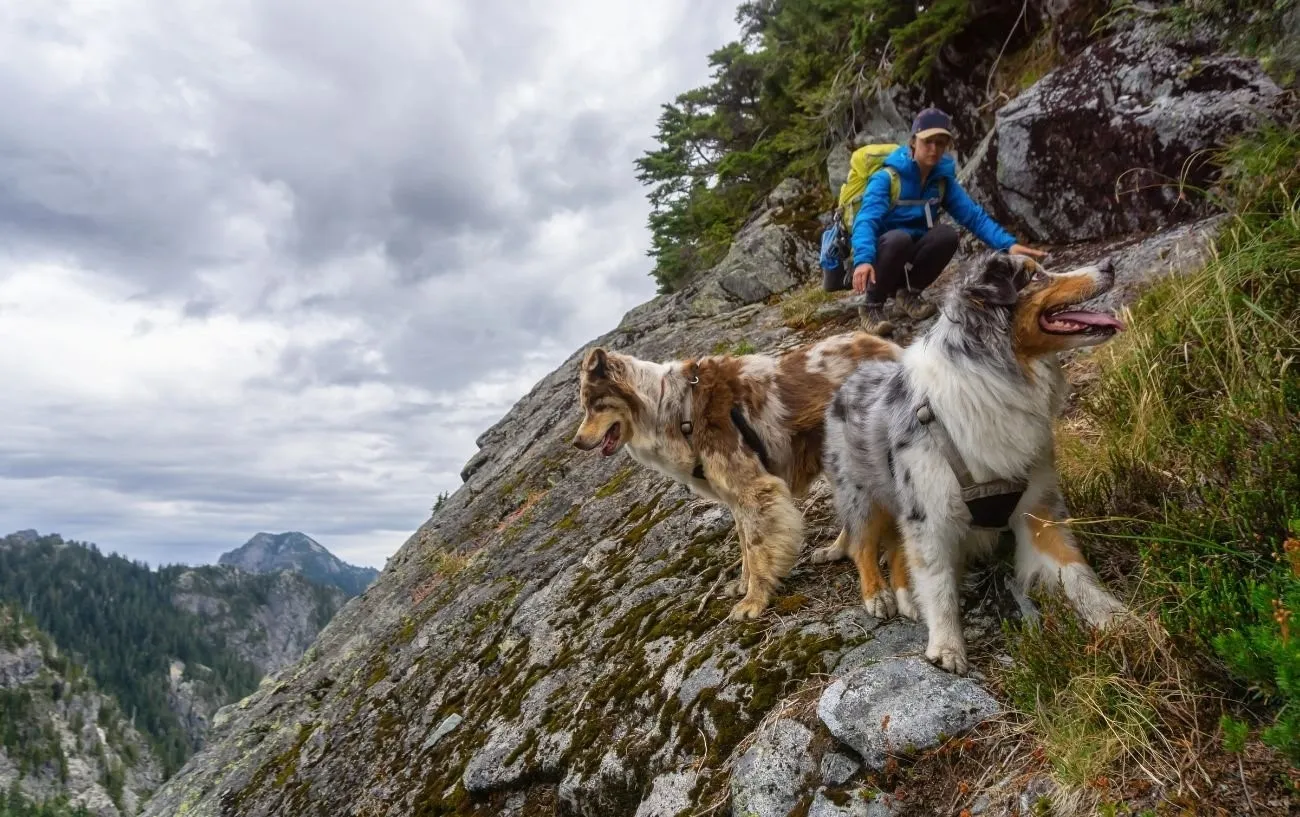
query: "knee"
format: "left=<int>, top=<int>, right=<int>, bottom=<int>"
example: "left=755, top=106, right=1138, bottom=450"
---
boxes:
left=880, top=230, right=914, bottom=251
left=932, top=223, right=959, bottom=250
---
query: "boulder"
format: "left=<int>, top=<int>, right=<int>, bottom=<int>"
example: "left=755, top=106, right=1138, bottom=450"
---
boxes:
left=817, top=658, right=1001, bottom=771
left=729, top=718, right=817, bottom=817
left=808, top=789, right=902, bottom=817
left=634, top=771, right=700, bottom=817
left=688, top=209, right=814, bottom=316
left=990, top=24, right=1284, bottom=243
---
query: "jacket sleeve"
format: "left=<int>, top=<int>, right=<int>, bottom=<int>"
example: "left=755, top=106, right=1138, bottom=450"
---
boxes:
left=850, top=170, right=894, bottom=266
left=943, top=179, right=1017, bottom=251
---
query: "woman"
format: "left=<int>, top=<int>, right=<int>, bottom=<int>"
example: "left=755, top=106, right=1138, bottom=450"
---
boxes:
left=848, top=107, right=1046, bottom=335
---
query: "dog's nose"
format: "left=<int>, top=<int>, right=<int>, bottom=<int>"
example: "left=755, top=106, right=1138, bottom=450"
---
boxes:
left=1097, top=257, right=1114, bottom=275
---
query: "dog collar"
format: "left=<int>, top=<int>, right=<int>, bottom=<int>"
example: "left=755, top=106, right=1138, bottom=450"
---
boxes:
left=680, top=362, right=699, bottom=437
left=680, top=362, right=706, bottom=481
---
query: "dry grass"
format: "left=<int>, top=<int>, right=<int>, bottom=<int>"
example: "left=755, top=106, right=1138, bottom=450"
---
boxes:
left=431, top=551, right=472, bottom=577
left=991, top=126, right=1300, bottom=811
left=985, top=24, right=1061, bottom=111
left=779, top=284, right=838, bottom=330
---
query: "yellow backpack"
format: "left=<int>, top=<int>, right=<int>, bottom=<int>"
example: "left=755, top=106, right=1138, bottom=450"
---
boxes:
left=837, top=143, right=947, bottom=229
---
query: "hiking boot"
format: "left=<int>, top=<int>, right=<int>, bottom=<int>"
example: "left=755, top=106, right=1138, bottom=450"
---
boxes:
left=858, top=301, right=894, bottom=336
left=893, top=289, right=937, bottom=321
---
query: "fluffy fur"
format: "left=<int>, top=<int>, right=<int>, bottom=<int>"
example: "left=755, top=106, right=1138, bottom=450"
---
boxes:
left=821, top=253, right=1130, bottom=674
left=571, top=332, right=901, bottom=620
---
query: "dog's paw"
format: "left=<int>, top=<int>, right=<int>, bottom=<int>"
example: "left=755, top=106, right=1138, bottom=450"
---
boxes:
left=895, top=587, right=921, bottom=621
left=728, top=596, right=768, bottom=621
left=862, top=589, right=897, bottom=619
left=810, top=543, right=846, bottom=564
left=1084, top=595, right=1132, bottom=631
left=925, top=642, right=969, bottom=676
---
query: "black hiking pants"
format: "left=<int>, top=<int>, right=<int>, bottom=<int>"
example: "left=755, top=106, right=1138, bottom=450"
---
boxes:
left=824, top=223, right=960, bottom=302
left=864, top=223, right=959, bottom=304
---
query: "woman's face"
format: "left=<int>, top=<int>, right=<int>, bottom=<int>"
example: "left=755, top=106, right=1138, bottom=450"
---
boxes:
left=912, top=133, right=952, bottom=171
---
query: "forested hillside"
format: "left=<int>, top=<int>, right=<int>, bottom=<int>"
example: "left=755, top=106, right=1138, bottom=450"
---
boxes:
left=1, top=605, right=159, bottom=817
left=0, top=532, right=345, bottom=778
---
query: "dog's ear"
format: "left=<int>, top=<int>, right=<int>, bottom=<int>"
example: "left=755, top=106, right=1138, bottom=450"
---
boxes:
left=970, top=253, right=1020, bottom=307
left=583, top=347, right=609, bottom=380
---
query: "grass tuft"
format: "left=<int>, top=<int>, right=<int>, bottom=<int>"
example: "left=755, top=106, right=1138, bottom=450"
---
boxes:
left=779, top=285, right=838, bottom=330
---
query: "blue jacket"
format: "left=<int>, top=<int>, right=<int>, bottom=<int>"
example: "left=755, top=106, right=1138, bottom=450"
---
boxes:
left=850, top=144, right=1016, bottom=266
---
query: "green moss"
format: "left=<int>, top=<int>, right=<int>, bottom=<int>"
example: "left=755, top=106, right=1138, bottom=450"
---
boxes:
left=824, top=788, right=852, bottom=806
left=229, top=722, right=316, bottom=813
left=710, top=338, right=758, bottom=356
left=621, top=499, right=684, bottom=549
left=554, top=505, right=582, bottom=530
left=496, top=664, right=549, bottom=721
left=594, top=465, right=636, bottom=499
left=395, top=615, right=417, bottom=645
left=271, top=725, right=314, bottom=788
left=501, top=509, right=535, bottom=545
left=600, top=597, right=664, bottom=644
left=504, top=728, right=539, bottom=767
left=496, top=472, right=525, bottom=502
left=772, top=594, right=810, bottom=614
left=364, top=655, right=390, bottom=689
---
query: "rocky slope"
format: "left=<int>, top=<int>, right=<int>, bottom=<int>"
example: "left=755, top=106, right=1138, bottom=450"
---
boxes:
left=138, top=11, right=1293, bottom=817
left=218, top=532, right=379, bottom=597
left=0, top=606, right=161, bottom=817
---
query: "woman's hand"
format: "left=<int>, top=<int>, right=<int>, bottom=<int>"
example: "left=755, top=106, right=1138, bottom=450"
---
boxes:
left=852, top=263, right=876, bottom=294
left=1009, top=243, right=1048, bottom=259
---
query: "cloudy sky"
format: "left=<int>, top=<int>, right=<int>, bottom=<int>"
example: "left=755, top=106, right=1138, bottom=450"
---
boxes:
left=0, top=0, right=741, bottom=570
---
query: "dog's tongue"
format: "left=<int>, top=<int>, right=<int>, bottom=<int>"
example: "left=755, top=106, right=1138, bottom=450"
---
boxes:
left=600, top=426, right=619, bottom=456
left=1051, top=310, right=1125, bottom=331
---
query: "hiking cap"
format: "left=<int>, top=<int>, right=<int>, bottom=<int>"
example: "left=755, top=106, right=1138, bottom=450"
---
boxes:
left=912, top=107, right=953, bottom=140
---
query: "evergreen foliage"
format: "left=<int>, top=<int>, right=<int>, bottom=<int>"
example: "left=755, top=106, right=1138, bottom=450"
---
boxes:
left=0, top=784, right=91, bottom=817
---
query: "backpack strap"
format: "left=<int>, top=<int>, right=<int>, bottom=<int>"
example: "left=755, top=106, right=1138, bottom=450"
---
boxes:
left=891, top=171, right=947, bottom=228
left=843, top=169, right=949, bottom=228
left=679, top=362, right=773, bottom=482
left=730, top=406, right=773, bottom=474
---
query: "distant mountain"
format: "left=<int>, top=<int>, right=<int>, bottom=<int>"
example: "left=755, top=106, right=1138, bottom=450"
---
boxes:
left=0, top=531, right=349, bottom=781
left=217, top=532, right=379, bottom=597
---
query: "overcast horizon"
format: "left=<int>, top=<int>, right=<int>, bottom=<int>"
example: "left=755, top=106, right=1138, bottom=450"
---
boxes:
left=0, top=1, right=743, bottom=570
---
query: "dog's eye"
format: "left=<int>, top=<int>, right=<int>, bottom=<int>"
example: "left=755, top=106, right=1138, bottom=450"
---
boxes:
left=1032, top=268, right=1048, bottom=283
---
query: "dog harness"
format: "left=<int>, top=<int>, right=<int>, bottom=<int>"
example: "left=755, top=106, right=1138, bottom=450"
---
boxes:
left=679, top=362, right=772, bottom=483
left=916, top=399, right=1027, bottom=530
